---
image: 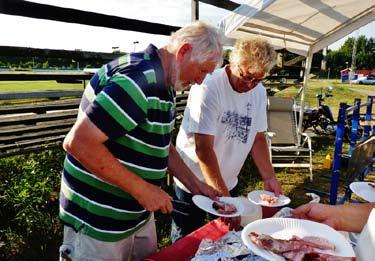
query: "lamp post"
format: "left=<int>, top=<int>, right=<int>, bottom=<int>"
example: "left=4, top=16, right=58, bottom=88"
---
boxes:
left=345, top=61, right=349, bottom=69
left=133, top=41, right=139, bottom=52
left=72, top=59, right=79, bottom=71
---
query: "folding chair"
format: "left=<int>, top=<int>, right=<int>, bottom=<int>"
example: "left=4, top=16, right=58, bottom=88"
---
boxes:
left=266, top=96, right=314, bottom=181
left=338, top=135, right=375, bottom=204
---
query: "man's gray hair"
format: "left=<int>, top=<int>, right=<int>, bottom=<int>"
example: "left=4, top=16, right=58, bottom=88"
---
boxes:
left=168, top=21, right=223, bottom=65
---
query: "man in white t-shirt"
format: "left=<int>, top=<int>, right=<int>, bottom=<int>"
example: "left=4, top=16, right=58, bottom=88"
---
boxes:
left=171, top=38, right=282, bottom=242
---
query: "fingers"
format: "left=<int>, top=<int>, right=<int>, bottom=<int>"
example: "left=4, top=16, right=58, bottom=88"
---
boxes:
left=221, top=217, right=241, bottom=231
left=263, top=178, right=282, bottom=196
left=229, top=217, right=241, bottom=231
left=198, top=182, right=222, bottom=200
left=291, top=203, right=313, bottom=218
left=137, top=183, right=173, bottom=213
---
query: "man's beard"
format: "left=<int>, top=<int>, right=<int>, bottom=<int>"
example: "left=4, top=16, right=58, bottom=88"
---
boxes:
left=172, top=65, right=190, bottom=92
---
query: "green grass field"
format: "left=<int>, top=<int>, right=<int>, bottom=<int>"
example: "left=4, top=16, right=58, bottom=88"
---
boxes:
left=0, top=80, right=83, bottom=92
left=274, top=79, right=369, bottom=118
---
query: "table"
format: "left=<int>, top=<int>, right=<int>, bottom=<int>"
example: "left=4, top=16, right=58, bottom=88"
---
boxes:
left=145, top=207, right=279, bottom=261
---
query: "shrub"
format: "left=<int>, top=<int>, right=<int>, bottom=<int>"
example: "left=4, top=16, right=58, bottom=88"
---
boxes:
left=0, top=148, right=65, bottom=260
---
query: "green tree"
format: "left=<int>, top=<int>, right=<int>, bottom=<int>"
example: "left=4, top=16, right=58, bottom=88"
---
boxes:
left=327, top=35, right=375, bottom=77
left=42, top=61, right=49, bottom=69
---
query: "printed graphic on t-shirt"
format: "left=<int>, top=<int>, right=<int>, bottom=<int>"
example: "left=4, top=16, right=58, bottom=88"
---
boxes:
left=220, top=103, right=252, bottom=143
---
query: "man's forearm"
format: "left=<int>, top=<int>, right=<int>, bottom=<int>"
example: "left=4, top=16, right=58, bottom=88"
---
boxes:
left=338, top=203, right=375, bottom=232
left=63, top=120, right=148, bottom=199
left=168, top=144, right=198, bottom=188
left=197, top=151, right=229, bottom=195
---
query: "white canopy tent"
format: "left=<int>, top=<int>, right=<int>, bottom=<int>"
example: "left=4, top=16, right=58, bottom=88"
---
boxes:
left=219, top=0, right=375, bottom=135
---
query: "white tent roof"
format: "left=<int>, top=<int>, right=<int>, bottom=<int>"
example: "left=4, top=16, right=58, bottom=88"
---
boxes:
left=220, top=0, right=375, bottom=56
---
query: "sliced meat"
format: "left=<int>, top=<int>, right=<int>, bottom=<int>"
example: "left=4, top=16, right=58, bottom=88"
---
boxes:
left=249, top=232, right=319, bottom=254
left=260, top=194, right=279, bottom=205
left=302, top=252, right=357, bottom=261
left=282, top=245, right=316, bottom=261
left=212, top=200, right=237, bottom=215
left=249, top=232, right=356, bottom=261
left=299, top=236, right=336, bottom=251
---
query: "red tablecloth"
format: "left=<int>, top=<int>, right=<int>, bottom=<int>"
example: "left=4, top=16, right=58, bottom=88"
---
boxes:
left=145, top=207, right=279, bottom=261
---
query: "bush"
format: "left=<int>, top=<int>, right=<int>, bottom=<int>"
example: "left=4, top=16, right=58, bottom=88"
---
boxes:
left=0, top=148, right=65, bottom=260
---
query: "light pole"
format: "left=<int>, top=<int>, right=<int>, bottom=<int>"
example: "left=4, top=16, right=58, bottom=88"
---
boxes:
left=72, top=59, right=79, bottom=71
left=133, top=41, right=139, bottom=52
left=345, top=61, right=349, bottom=69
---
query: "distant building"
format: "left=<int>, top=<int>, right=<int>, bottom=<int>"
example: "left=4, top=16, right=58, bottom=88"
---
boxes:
left=340, top=68, right=375, bottom=82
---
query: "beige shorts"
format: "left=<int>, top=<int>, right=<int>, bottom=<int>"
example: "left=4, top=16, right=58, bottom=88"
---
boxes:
left=59, top=216, right=157, bottom=261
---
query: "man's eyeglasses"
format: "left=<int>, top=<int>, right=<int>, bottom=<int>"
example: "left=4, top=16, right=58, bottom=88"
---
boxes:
left=237, top=66, right=265, bottom=85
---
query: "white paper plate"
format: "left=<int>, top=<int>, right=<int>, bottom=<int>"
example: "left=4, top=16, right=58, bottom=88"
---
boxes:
left=248, top=190, right=291, bottom=207
left=350, top=181, right=375, bottom=202
left=192, top=195, right=244, bottom=217
left=241, top=218, right=355, bottom=261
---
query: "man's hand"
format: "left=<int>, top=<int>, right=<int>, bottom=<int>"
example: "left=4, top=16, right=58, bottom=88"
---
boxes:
left=221, top=216, right=241, bottom=231
left=190, top=180, right=222, bottom=200
left=291, top=203, right=341, bottom=230
left=133, top=182, right=173, bottom=214
left=263, top=176, right=282, bottom=196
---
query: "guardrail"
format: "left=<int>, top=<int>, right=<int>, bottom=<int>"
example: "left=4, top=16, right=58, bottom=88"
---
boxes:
left=0, top=90, right=83, bottom=157
left=0, top=89, right=189, bottom=158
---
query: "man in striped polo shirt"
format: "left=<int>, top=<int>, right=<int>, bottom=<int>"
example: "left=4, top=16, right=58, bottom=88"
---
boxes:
left=59, top=21, right=223, bottom=261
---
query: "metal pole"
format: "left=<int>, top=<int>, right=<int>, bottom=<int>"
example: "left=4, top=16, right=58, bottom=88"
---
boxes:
left=191, top=0, right=199, bottom=22
left=133, top=41, right=139, bottom=52
left=329, top=103, right=347, bottom=205
left=297, top=49, right=313, bottom=144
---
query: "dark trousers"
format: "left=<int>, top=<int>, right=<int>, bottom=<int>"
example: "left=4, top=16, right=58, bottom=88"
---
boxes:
left=170, top=184, right=238, bottom=243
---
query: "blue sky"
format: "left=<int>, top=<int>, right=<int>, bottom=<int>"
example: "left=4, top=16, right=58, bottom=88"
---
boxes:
left=0, top=0, right=373, bottom=53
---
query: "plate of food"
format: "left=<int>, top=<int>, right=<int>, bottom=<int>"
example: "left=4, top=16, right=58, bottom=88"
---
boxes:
left=350, top=181, right=375, bottom=202
left=241, top=218, right=356, bottom=261
left=248, top=190, right=291, bottom=207
left=192, top=195, right=244, bottom=217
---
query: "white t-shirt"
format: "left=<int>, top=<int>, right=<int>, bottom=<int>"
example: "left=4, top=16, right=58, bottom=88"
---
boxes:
left=355, top=208, right=375, bottom=261
left=174, top=67, right=268, bottom=193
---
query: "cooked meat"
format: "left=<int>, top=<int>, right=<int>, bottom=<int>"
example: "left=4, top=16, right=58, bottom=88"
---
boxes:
left=298, top=236, right=336, bottom=251
left=260, top=194, right=279, bottom=205
left=212, top=200, right=237, bottom=215
left=249, top=232, right=356, bottom=261
left=302, top=252, right=356, bottom=261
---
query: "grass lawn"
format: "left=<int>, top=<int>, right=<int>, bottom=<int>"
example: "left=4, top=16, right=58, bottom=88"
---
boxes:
left=0, top=81, right=83, bottom=92
left=274, top=79, right=369, bottom=118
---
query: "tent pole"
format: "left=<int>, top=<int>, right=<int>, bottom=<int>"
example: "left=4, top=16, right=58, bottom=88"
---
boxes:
left=191, top=0, right=199, bottom=22
left=297, top=48, right=313, bottom=144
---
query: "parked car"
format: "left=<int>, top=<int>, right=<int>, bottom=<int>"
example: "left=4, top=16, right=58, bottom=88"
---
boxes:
left=351, top=75, right=375, bottom=85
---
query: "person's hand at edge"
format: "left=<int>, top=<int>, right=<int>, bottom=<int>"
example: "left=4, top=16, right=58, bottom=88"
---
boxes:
left=221, top=216, right=241, bottom=231
left=190, top=179, right=222, bottom=200
left=291, top=203, right=340, bottom=230
left=263, top=176, right=282, bottom=196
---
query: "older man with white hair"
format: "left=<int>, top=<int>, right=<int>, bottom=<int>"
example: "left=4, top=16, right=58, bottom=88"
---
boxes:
left=59, top=21, right=223, bottom=261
